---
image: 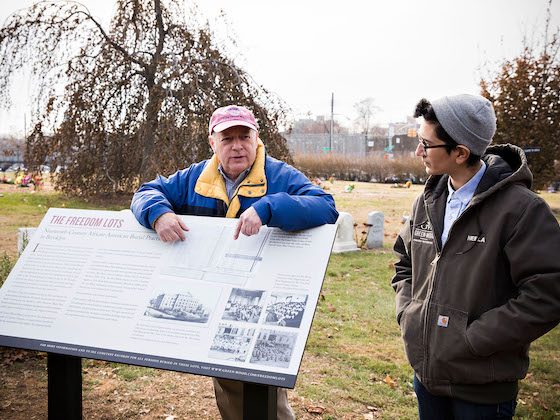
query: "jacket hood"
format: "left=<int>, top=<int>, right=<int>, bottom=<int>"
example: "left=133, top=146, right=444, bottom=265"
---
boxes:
left=424, top=143, right=532, bottom=205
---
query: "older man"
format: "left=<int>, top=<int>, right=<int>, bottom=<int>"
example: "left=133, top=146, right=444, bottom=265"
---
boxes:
left=392, top=94, right=560, bottom=419
left=131, top=105, right=338, bottom=420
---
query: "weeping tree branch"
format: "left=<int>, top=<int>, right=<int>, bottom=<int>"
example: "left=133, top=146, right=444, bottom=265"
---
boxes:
left=1, top=0, right=291, bottom=195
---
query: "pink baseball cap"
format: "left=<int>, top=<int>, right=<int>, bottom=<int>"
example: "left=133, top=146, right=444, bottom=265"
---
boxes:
left=208, top=105, right=259, bottom=135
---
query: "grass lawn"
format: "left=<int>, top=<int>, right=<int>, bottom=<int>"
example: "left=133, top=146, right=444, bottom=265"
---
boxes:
left=0, top=182, right=559, bottom=418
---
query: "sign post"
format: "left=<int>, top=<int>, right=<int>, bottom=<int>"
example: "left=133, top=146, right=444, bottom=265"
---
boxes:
left=47, top=353, right=82, bottom=420
left=243, top=383, right=278, bottom=419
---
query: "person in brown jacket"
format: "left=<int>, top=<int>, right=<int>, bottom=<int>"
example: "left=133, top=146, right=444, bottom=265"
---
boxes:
left=392, top=94, right=560, bottom=419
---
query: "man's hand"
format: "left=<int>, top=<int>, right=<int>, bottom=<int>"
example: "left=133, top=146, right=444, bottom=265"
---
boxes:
left=154, top=212, right=189, bottom=242
left=234, top=207, right=262, bottom=240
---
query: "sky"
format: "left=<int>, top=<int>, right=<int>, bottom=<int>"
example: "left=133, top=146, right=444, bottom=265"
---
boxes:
left=0, top=0, right=558, bottom=136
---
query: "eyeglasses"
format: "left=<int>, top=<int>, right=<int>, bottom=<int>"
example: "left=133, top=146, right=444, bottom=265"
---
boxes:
left=418, top=139, right=450, bottom=157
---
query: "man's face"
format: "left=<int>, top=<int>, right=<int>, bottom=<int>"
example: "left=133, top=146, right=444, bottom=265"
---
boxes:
left=416, top=121, right=456, bottom=176
left=209, top=125, right=258, bottom=179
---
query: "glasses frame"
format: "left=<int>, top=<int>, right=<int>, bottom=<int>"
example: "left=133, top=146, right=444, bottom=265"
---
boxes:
left=418, top=138, right=452, bottom=157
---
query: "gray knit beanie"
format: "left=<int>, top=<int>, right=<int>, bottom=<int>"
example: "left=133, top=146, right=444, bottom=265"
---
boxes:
left=431, top=94, right=496, bottom=156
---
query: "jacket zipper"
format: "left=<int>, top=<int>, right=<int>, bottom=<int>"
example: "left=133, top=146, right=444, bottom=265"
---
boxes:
left=421, top=202, right=476, bottom=381
left=421, top=215, right=440, bottom=381
left=226, top=183, right=266, bottom=215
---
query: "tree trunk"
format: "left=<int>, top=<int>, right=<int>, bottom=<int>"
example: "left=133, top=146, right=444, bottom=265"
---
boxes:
left=138, top=80, right=162, bottom=184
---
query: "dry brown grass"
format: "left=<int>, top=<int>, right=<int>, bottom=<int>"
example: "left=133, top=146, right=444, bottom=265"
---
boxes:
left=1, top=181, right=559, bottom=419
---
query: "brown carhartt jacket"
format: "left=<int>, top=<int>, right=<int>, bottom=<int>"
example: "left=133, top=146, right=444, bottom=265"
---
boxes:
left=392, top=144, right=560, bottom=403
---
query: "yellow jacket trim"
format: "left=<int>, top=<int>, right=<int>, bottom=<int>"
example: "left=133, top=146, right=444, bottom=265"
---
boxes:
left=194, top=139, right=268, bottom=219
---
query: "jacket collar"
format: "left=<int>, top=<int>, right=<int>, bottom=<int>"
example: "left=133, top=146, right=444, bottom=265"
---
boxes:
left=423, top=143, right=530, bottom=206
left=195, top=139, right=268, bottom=217
left=422, top=144, right=531, bottom=249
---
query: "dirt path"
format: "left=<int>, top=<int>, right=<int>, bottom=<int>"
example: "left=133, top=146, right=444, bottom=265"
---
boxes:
left=1, top=349, right=221, bottom=419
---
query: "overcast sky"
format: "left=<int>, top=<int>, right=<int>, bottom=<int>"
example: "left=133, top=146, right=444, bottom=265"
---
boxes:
left=0, top=0, right=558, bottom=135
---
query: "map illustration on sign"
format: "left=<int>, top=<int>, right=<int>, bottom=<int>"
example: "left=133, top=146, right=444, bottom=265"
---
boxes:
left=160, top=224, right=270, bottom=286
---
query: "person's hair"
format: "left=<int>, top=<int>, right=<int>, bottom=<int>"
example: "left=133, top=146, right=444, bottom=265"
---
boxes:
left=414, top=98, right=481, bottom=166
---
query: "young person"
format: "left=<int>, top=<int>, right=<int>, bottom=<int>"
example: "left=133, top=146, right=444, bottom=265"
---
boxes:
left=392, top=94, right=560, bottom=419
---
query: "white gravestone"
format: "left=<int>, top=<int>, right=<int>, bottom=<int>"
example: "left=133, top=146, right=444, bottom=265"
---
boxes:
left=366, top=211, right=384, bottom=249
left=17, top=228, right=37, bottom=254
left=332, top=212, right=359, bottom=253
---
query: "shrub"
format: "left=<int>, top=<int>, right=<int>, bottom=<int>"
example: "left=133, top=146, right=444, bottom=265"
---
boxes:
left=0, top=252, right=15, bottom=287
left=293, top=153, right=426, bottom=183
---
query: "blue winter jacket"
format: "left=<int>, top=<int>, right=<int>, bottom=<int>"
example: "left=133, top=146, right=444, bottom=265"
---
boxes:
left=131, top=140, right=338, bottom=230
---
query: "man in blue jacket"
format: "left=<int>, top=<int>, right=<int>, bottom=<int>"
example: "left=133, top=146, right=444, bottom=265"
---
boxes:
left=131, top=104, right=338, bottom=420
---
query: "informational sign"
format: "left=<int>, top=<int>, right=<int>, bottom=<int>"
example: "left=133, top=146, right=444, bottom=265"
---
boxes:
left=0, top=209, right=337, bottom=388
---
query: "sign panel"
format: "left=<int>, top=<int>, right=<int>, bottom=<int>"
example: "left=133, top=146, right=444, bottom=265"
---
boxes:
left=0, top=208, right=336, bottom=388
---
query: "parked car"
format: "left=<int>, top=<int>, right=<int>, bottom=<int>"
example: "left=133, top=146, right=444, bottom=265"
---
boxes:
left=383, top=174, right=404, bottom=184
left=5, top=163, right=26, bottom=173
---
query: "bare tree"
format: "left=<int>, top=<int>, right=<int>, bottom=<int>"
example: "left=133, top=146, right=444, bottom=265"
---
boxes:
left=480, top=1, right=559, bottom=189
left=0, top=0, right=291, bottom=195
left=290, top=117, right=348, bottom=135
left=354, top=97, right=380, bottom=141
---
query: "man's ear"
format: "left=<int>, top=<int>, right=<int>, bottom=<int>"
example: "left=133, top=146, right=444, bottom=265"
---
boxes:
left=455, top=145, right=471, bottom=165
left=208, top=135, right=215, bottom=153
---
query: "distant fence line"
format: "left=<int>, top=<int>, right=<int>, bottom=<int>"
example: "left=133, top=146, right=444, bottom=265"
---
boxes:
left=285, top=133, right=370, bottom=156
left=284, top=133, right=417, bottom=157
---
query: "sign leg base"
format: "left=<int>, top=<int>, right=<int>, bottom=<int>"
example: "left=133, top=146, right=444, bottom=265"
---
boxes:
left=47, top=353, right=82, bottom=420
left=243, top=382, right=277, bottom=420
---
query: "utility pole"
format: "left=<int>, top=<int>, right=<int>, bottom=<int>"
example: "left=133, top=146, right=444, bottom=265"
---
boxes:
left=329, top=92, right=334, bottom=153
left=23, top=113, right=27, bottom=162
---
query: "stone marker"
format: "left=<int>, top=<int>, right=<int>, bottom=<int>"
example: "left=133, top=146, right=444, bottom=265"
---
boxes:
left=17, top=227, right=37, bottom=254
left=401, top=214, right=411, bottom=226
left=332, top=212, right=359, bottom=253
left=366, top=211, right=384, bottom=249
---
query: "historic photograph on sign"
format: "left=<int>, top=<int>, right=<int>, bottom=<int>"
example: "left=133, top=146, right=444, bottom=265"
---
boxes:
left=144, top=284, right=220, bottom=324
left=263, top=292, right=307, bottom=328
left=221, top=288, right=265, bottom=323
left=208, top=323, right=255, bottom=362
left=249, top=329, right=297, bottom=368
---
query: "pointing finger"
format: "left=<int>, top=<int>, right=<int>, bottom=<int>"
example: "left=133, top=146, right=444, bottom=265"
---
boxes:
left=233, top=219, right=242, bottom=240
